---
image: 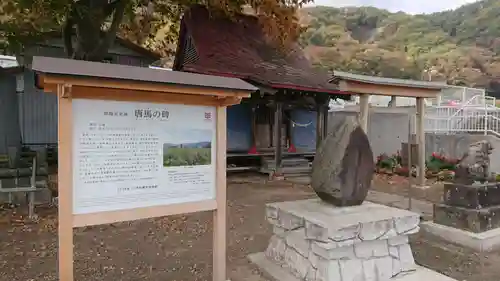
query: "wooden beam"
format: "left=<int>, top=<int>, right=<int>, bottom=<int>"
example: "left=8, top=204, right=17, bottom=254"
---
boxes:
left=213, top=106, right=227, bottom=281
left=316, top=105, right=324, bottom=149
left=71, top=86, right=222, bottom=106
left=315, top=94, right=330, bottom=148
left=74, top=200, right=217, bottom=227
left=416, top=97, right=426, bottom=187
left=250, top=106, right=257, bottom=152
left=218, top=96, right=243, bottom=106
left=322, top=104, right=329, bottom=137
left=359, top=94, right=370, bottom=132
left=39, top=74, right=252, bottom=99
left=339, top=80, right=441, bottom=98
left=274, top=96, right=283, bottom=175
left=57, top=84, right=74, bottom=281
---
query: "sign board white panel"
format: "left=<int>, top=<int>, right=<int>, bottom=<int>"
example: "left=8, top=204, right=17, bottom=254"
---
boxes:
left=72, top=99, right=216, bottom=215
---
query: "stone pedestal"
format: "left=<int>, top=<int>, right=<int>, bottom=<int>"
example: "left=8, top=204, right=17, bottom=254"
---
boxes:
left=442, top=182, right=500, bottom=209
left=422, top=182, right=500, bottom=252
left=249, top=199, right=456, bottom=281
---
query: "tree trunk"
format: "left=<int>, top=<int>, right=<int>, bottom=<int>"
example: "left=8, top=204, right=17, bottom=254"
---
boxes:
left=63, top=0, right=128, bottom=61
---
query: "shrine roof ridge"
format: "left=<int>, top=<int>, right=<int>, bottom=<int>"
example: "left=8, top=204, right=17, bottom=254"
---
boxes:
left=31, top=56, right=258, bottom=92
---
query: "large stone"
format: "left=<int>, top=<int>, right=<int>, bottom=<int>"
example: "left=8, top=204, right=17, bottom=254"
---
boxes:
left=311, top=115, right=374, bottom=206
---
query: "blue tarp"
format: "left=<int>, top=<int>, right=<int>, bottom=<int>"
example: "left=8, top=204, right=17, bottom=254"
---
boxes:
left=290, top=109, right=317, bottom=152
left=227, top=104, right=252, bottom=152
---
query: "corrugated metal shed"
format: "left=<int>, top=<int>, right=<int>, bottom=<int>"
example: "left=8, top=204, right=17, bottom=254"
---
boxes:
left=16, top=41, right=163, bottom=146
left=0, top=69, right=22, bottom=154
left=19, top=70, right=58, bottom=145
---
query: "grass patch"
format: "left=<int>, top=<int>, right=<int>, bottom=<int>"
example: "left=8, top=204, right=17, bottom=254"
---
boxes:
left=163, top=147, right=211, bottom=167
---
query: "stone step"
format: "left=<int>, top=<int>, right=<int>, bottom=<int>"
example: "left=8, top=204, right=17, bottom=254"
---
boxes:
left=259, top=166, right=312, bottom=176
left=280, top=166, right=311, bottom=175
left=261, top=158, right=310, bottom=168
left=249, top=253, right=458, bottom=281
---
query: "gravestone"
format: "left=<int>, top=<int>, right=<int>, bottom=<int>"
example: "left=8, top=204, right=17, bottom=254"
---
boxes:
left=423, top=140, right=500, bottom=252
left=311, top=115, right=374, bottom=206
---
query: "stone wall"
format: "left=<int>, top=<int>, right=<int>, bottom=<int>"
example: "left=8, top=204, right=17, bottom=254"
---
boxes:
left=425, top=133, right=500, bottom=173
left=264, top=199, right=421, bottom=281
left=329, top=107, right=500, bottom=173
left=329, top=107, right=415, bottom=158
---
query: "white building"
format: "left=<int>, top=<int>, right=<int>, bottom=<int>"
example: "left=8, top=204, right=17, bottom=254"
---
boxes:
left=0, top=55, right=18, bottom=68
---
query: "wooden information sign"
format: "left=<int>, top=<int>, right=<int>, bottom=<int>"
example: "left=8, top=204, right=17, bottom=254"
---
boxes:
left=32, top=56, right=256, bottom=281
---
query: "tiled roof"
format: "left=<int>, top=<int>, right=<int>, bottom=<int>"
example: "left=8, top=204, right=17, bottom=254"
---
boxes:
left=173, top=5, right=343, bottom=94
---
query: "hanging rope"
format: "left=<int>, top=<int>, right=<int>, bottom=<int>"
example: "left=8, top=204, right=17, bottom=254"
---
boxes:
left=284, top=114, right=313, bottom=127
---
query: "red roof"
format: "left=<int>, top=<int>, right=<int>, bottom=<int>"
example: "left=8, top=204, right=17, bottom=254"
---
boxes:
left=173, top=5, right=344, bottom=95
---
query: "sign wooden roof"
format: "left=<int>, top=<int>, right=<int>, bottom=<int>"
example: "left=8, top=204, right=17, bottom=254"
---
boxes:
left=31, top=56, right=257, bottom=92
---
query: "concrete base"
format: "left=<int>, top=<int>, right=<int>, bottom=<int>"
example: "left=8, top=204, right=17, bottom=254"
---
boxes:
left=412, top=184, right=431, bottom=190
left=249, top=252, right=457, bottom=281
left=421, top=221, right=500, bottom=252
left=433, top=203, right=500, bottom=233
left=261, top=199, right=432, bottom=281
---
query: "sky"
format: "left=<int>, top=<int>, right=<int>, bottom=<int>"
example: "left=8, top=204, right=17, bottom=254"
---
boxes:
left=163, top=129, right=212, bottom=144
left=310, top=0, right=480, bottom=15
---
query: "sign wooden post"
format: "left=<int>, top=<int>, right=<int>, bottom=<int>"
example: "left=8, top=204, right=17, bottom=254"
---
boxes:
left=32, top=56, right=256, bottom=281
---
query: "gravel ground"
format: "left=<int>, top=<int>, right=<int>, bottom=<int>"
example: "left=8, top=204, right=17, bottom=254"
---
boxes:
left=0, top=173, right=499, bottom=281
left=372, top=173, right=445, bottom=203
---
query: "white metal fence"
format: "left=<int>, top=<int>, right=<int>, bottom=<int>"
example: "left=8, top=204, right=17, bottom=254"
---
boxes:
left=425, top=87, right=500, bottom=137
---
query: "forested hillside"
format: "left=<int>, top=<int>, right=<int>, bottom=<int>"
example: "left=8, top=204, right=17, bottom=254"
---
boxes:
left=299, top=0, right=500, bottom=90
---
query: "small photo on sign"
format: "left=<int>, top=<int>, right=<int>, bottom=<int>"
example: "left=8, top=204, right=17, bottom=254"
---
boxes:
left=162, top=129, right=212, bottom=167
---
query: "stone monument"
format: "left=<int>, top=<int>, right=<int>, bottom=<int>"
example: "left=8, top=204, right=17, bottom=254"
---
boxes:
left=423, top=140, right=500, bottom=252
left=310, top=116, right=374, bottom=207
left=453, top=140, right=493, bottom=184
left=249, top=115, right=456, bottom=281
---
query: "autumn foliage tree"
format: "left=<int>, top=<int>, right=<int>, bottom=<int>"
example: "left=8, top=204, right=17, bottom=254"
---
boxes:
left=0, top=0, right=313, bottom=61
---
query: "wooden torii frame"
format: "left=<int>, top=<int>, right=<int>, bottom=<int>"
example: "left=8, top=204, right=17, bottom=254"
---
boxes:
left=330, top=71, right=449, bottom=188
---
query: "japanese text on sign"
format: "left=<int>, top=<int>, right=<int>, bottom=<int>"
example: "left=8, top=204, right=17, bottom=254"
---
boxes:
left=134, top=109, right=170, bottom=120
